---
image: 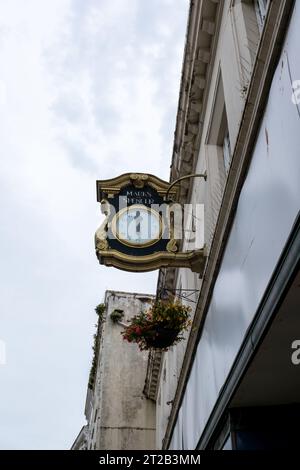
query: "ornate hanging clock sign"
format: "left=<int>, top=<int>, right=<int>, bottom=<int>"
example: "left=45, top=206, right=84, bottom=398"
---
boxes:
left=95, top=173, right=206, bottom=273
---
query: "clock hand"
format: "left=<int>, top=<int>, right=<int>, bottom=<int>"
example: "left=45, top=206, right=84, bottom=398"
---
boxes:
left=134, top=211, right=143, bottom=238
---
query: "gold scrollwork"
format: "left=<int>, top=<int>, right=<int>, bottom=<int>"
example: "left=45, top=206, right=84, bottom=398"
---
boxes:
left=95, top=198, right=110, bottom=254
left=166, top=238, right=179, bottom=253
left=130, top=173, right=149, bottom=188
left=97, top=247, right=207, bottom=274
left=96, top=239, right=109, bottom=251
left=96, top=173, right=179, bottom=201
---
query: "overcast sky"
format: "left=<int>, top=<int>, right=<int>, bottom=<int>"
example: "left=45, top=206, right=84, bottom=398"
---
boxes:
left=0, top=0, right=188, bottom=450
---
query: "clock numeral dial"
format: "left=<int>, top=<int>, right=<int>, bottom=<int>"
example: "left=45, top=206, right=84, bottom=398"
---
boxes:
left=112, top=205, right=162, bottom=247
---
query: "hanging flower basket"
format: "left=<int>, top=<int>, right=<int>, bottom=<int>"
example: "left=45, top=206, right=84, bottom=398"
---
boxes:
left=143, top=326, right=180, bottom=349
left=121, top=301, right=191, bottom=351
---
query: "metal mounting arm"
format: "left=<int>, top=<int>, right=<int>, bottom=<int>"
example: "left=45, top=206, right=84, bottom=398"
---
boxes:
left=165, top=172, right=207, bottom=200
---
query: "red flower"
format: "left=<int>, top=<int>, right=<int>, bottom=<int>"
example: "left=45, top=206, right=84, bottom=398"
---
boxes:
left=121, top=301, right=191, bottom=350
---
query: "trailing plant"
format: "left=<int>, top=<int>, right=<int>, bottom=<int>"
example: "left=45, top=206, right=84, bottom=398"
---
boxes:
left=88, top=303, right=105, bottom=390
left=95, top=303, right=105, bottom=319
left=121, top=300, right=191, bottom=351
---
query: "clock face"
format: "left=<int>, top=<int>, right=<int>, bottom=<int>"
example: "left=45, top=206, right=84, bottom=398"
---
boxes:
left=111, top=205, right=162, bottom=247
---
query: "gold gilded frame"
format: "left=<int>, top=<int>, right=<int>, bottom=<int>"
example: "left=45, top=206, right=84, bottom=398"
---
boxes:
left=96, top=173, right=179, bottom=201
left=95, top=172, right=207, bottom=275
left=110, top=205, right=163, bottom=248
left=97, top=247, right=207, bottom=274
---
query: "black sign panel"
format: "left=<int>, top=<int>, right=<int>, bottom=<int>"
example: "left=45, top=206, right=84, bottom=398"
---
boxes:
left=107, top=184, right=169, bottom=256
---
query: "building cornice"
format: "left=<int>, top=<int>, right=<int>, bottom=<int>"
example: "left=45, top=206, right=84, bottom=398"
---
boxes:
left=144, top=0, right=223, bottom=412
left=170, top=0, right=224, bottom=202
left=143, top=349, right=163, bottom=401
left=71, top=425, right=88, bottom=450
left=163, top=0, right=295, bottom=449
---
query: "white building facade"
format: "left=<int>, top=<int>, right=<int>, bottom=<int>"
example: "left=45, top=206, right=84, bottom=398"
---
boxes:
left=145, top=0, right=300, bottom=450
left=72, top=291, right=156, bottom=450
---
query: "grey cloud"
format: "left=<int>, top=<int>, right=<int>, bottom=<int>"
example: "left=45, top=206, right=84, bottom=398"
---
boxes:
left=60, top=137, right=99, bottom=173
left=0, top=0, right=188, bottom=449
left=51, top=93, right=86, bottom=124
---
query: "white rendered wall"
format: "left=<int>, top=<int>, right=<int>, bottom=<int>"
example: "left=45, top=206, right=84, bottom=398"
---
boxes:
left=170, top=2, right=300, bottom=450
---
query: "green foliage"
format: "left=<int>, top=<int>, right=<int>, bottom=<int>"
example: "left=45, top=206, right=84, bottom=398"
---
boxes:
left=121, top=300, right=191, bottom=351
left=88, top=303, right=105, bottom=390
left=95, top=303, right=105, bottom=319
left=110, top=309, right=124, bottom=323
